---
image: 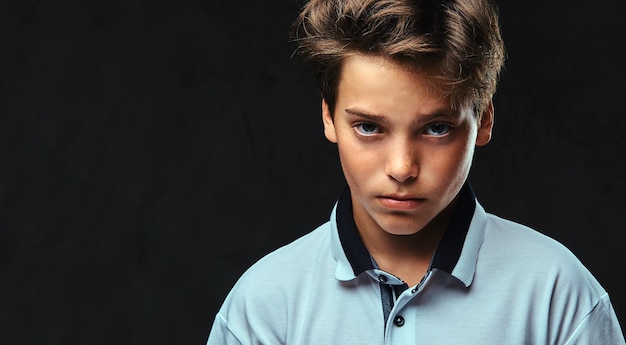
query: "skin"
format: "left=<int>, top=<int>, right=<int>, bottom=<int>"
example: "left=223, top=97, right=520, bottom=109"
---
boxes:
left=322, top=54, right=493, bottom=286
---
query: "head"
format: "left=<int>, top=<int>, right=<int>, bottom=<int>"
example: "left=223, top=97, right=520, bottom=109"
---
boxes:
left=292, top=0, right=505, bottom=116
left=291, top=0, right=505, bottom=237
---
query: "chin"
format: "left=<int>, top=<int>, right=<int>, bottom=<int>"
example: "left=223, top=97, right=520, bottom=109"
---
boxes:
left=379, top=219, right=429, bottom=236
left=386, top=229, right=422, bottom=236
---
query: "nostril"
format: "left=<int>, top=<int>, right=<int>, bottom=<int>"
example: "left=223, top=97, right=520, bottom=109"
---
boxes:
left=386, top=161, right=418, bottom=183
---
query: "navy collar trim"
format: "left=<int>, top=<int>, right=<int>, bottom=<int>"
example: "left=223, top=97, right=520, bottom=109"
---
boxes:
left=336, top=190, right=374, bottom=274
left=336, top=182, right=477, bottom=276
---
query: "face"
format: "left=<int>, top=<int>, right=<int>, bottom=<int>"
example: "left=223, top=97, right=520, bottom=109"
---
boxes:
left=323, top=55, right=493, bottom=237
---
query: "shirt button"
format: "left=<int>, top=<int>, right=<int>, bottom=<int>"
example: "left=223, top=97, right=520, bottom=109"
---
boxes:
left=378, top=275, right=388, bottom=283
left=393, top=316, right=405, bottom=327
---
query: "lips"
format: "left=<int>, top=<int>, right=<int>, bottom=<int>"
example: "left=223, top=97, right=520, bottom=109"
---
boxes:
left=377, top=195, right=424, bottom=210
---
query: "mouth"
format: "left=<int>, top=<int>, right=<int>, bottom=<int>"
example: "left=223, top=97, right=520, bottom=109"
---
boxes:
left=377, top=195, right=425, bottom=210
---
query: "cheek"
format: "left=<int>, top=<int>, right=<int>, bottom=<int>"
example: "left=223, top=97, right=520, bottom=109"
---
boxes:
left=428, top=137, right=475, bottom=180
left=447, top=139, right=476, bottom=181
left=338, top=145, right=365, bottom=176
left=336, top=140, right=378, bottom=186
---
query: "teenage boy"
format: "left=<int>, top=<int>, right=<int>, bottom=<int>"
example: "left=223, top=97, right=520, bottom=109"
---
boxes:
left=206, top=0, right=625, bottom=343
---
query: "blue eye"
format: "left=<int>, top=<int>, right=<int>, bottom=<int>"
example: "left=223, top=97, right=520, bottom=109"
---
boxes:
left=425, top=123, right=451, bottom=136
left=355, top=123, right=381, bottom=135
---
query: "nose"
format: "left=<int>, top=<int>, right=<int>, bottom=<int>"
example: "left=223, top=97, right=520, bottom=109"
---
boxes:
left=385, top=140, right=418, bottom=183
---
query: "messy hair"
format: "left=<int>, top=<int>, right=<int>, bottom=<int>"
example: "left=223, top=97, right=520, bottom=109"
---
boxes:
left=292, top=0, right=506, bottom=115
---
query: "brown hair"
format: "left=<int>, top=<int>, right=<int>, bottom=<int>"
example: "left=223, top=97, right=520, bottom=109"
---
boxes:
left=292, top=0, right=506, bottom=115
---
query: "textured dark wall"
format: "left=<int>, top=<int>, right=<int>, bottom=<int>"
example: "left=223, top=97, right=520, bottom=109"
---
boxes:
left=1, top=0, right=624, bottom=343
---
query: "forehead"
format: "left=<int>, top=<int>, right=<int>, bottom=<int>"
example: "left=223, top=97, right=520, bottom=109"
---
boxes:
left=336, top=54, right=458, bottom=116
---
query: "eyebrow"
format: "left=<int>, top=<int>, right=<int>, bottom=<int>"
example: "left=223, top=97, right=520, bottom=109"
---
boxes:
left=344, top=107, right=458, bottom=124
left=344, top=108, right=388, bottom=123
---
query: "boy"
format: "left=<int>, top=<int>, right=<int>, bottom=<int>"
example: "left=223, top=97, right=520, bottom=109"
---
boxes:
left=207, top=0, right=625, bottom=343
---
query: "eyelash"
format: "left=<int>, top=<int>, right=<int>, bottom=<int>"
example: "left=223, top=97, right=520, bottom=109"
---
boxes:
left=354, top=122, right=382, bottom=136
left=424, top=123, right=452, bottom=136
left=353, top=122, right=453, bottom=138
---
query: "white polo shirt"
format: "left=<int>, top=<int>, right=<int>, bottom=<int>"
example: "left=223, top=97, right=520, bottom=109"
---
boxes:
left=207, top=184, right=625, bottom=344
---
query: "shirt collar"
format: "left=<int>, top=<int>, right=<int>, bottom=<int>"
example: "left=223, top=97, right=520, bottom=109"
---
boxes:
left=331, top=182, right=481, bottom=286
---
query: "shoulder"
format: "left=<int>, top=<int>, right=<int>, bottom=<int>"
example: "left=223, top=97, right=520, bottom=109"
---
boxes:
left=478, top=212, right=624, bottom=343
left=480, top=211, right=606, bottom=295
left=229, top=220, right=333, bottom=294
left=242, top=221, right=333, bottom=282
left=210, top=221, right=334, bottom=343
left=215, top=221, right=334, bottom=331
left=483, top=212, right=574, bottom=256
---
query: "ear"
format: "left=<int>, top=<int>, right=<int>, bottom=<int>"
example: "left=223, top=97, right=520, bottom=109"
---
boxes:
left=476, top=101, right=494, bottom=147
left=322, top=98, right=338, bottom=143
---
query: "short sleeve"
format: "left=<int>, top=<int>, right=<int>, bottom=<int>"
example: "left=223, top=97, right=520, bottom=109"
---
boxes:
left=205, top=314, right=243, bottom=345
left=564, top=293, right=625, bottom=345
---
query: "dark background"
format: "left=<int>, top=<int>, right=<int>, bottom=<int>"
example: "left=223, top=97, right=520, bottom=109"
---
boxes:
left=1, top=0, right=624, bottom=343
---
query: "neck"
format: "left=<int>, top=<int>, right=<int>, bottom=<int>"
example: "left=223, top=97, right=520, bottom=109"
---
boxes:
left=357, top=200, right=458, bottom=286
